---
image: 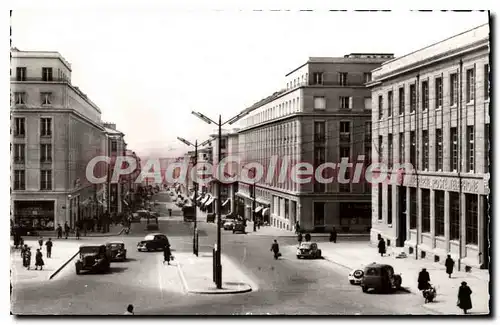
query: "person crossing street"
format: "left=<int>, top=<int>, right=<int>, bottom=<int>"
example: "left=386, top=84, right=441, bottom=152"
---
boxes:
left=270, top=239, right=280, bottom=260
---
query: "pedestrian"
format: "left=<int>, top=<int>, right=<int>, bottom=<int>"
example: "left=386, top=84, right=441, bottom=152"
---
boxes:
left=304, top=233, right=311, bottom=242
left=83, top=219, right=88, bottom=237
left=75, top=225, right=80, bottom=240
left=457, top=281, right=472, bottom=314
left=163, top=245, right=172, bottom=265
left=295, top=221, right=300, bottom=234
left=418, top=268, right=431, bottom=291
left=124, top=304, right=134, bottom=315
left=445, top=254, right=455, bottom=278
left=21, top=244, right=27, bottom=260
left=24, top=247, right=32, bottom=270
left=330, top=227, right=337, bottom=243
left=45, top=238, right=53, bottom=258
left=35, top=248, right=44, bottom=270
left=378, top=236, right=386, bottom=257
left=64, top=222, right=70, bottom=239
left=38, top=236, right=43, bottom=248
left=297, top=232, right=303, bottom=246
left=270, top=239, right=280, bottom=260
left=56, top=224, right=63, bottom=239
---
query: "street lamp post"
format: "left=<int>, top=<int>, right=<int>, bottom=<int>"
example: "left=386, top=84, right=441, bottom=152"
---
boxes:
left=177, top=136, right=211, bottom=257
left=191, top=110, right=248, bottom=289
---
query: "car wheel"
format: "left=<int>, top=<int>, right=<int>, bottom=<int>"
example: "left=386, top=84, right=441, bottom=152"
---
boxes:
left=75, top=262, right=81, bottom=275
left=361, top=285, right=368, bottom=293
left=349, top=280, right=355, bottom=285
left=394, top=276, right=402, bottom=290
left=318, top=250, right=322, bottom=258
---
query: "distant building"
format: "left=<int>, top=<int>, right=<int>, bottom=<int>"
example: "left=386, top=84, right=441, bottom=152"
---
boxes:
left=368, top=24, right=490, bottom=269
left=235, top=54, right=393, bottom=231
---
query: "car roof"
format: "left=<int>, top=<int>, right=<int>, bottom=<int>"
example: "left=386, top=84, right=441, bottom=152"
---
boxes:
left=146, top=233, right=164, bottom=236
left=106, top=241, right=124, bottom=244
left=364, top=263, right=393, bottom=269
left=80, top=244, right=105, bottom=248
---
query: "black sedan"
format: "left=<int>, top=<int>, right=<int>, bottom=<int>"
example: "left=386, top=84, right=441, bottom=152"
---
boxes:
left=137, top=233, right=170, bottom=252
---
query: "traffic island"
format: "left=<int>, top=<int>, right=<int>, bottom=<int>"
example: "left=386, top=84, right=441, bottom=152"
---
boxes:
left=175, top=252, right=254, bottom=294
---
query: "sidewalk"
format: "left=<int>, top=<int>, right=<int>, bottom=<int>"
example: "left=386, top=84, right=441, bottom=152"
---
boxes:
left=297, top=242, right=490, bottom=315
left=10, top=239, right=82, bottom=284
left=175, top=252, right=254, bottom=294
left=19, top=223, right=124, bottom=239
left=244, top=222, right=369, bottom=238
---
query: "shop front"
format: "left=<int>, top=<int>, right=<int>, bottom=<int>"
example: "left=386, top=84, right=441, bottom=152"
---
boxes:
left=14, top=200, right=55, bottom=230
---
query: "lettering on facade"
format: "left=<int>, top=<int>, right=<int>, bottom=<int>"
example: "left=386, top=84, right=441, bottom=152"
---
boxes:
left=462, top=179, right=480, bottom=194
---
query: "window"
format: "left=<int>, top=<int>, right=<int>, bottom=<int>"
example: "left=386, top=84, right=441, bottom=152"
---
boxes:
left=378, top=136, right=383, bottom=163
left=14, top=117, right=25, bottom=136
left=16, top=67, right=26, bottom=81
left=409, top=188, right=417, bottom=229
left=422, top=130, right=429, bottom=171
left=450, top=127, right=458, bottom=172
left=40, top=118, right=52, bottom=136
left=364, top=72, right=372, bottom=83
left=388, top=91, right=393, bottom=116
left=435, top=77, right=443, bottom=108
left=435, top=191, right=445, bottom=237
left=13, top=144, right=25, bottom=163
left=398, top=87, right=405, bottom=114
left=339, top=96, right=351, bottom=109
left=410, top=131, right=416, bottom=168
left=314, top=122, right=325, bottom=142
left=339, top=72, right=348, bottom=86
left=314, top=97, right=326, bottom=110
left=340, top=121, right=350, bottom=142
left=41, top=92, right=52, bottom=105
left=378, top=184, right=383, bottom=220
left=313, top=72, right=323, bottom=85
left=467, top=126, right=474, bottom=172
left=284, top=198, right=289, bottom=219
left=387, top=186, right=392, bottom=224
left=14, top=170, right=25, bottom=190
left=485, top=124, right=490, bottom=173
left=42, top=67, right=53, bottom=81
left=220, top=138, right=227, bottom=149
left=364, top=146, right=372, bottom=170
left=40, top=144, right=52, bottom=162
left=388, top=134, right=393, bottom=169
left=421, top=189, right=430, bottom=233
left=436, top=129, right=443, bottom=171
left=421, top=81, right=429, bottom=110
left=41, top=170, right=52, bottom=190
left=450, top=73, right=458, bottom=106
left=409, top=84, right=416, bottom=113
left=111, top=141, right=118, bottom=152
left=450, top=192, right=460, bottom=240
left=378, top=95, right=383, bottom=119
left=399, top=132, right=405, bottom=164
left=365, top=122, right=372, bottom=142
left=484, top=64, right=490, bottom=100
left=466, top=68, right=475, bottom=103
left=313, top=202, right=325, bottom=226
left=14, top=92, right=26, bottom=105
left=465, top=194, right=478, bottom=245
left=340, top=146, right=350, bottom=160
left=364, top=97, right=372, bottom=110
left=314, top=147, right=326, bottom=192
left=339, top=166, right=350, bottom=192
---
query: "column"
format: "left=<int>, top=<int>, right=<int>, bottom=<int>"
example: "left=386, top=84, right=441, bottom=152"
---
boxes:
left=444, top=191, right=450, bottom=252
left=430, top=189, right=435, bottom=247
left=477, top=194, right=484, bottom=266
left=460, top=193, right=467, bottom=260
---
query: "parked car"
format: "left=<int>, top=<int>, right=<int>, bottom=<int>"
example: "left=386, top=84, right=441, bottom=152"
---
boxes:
left=232, top=221, right=246, bottom=234
left=296, top=242, right=322, bottom=259
left=75, top=245, right=111, bottom=275
left=106, top=241, right=127, bottom=261
left=360, top=263, right=402, bottom=293
left=223, top=220, right=235, bottom=230
left=137, top=233, right=170, bottom=252
left=348, top=265, right=370, bottom=285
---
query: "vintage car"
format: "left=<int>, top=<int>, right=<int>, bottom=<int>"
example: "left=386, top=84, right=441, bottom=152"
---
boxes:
left=232, top=221, right=246, bottom=234
left=296, top=242, right=322, bottom=259
left=137, top=233, right=170, bottom=252
left=75, top=245, right=111, bottom=275
left=360, top=263, right=402, bottom=293
left=106, top=241, right=127, bottom=261
left=223, top=220, right=235, bottom=230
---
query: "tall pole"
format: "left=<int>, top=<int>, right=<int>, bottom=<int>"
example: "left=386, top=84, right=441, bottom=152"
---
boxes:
left=215, top=115, right=222, bottom=289
left=252, top=182, right=257, bottom=232
left=193, top=140, right=198, bottom=256
left=458, top=59, right=463, bottom=271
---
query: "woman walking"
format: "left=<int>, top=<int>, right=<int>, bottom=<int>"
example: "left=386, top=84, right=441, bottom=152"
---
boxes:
left=35, top=248, right=44, bottom=270
left=457, top=281, right=473, bottom=314
left=23, top=247, right=32, bottom=270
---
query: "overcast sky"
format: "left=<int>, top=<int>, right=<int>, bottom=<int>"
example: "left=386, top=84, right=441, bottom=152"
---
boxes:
left=11, top=9, right=489, bottom=157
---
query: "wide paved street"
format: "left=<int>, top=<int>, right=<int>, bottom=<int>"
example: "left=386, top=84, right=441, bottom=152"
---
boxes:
left=11, top=192, right=435, bottom=315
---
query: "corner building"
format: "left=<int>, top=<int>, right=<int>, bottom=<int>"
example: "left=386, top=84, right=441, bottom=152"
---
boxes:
left=369, top=24, right=490, bottom=269
left=236, top=54, right=393, bottom=232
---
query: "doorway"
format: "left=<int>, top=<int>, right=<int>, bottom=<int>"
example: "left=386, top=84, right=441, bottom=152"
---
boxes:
left=397, top=186, right=407, bottom=247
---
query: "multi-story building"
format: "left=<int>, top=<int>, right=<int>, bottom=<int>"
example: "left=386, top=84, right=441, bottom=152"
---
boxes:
left=103, top=122, right=126, bottom=215
left=11, top=48, right=107, bottom=229
left=369, top=24, right=490, bottom=269
left=236, top=54, right=393, bottom=232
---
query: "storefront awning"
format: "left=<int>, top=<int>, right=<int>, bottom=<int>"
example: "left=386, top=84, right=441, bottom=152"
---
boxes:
left=255, top=206, right=263, bottom=213
left=205, top=197, right=215, bottom=207
left=222, top=199, right=230, bottom=207
left=262, top=208, right=270, bottom=216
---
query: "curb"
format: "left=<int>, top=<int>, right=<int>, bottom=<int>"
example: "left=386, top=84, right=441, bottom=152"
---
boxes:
left=49, top=250, right=79, bottom=280
left=247, top=233, right=370, bottom=238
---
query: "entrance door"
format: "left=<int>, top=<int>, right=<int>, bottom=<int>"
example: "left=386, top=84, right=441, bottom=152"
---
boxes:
left=482, top=196, right=490, bottom=269
left=397, top=186, right=407, bottom=247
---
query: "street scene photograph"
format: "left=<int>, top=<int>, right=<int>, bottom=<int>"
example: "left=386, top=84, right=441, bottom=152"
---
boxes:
left=7, top=6, right=492, bottom=317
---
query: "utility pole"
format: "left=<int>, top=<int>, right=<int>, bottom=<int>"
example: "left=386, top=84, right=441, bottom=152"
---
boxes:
left=458, top=59, right=463, bottom=271
left=252, top=181, right=257, bottom=232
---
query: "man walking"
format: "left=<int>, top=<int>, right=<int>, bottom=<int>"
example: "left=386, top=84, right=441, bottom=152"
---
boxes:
left=270, top=239, right=280, bottom=260
left=378, top=236, right=386, bottom=257
left=45, top=238, right=53, bottom=258
left=56, top=224, right=63, bottom=239
left=163, top=245, right=172, bottom=265
left=445, top=254, right=455, bottom=278
left=64, top=222, right=70, bottom=239
left=75, top=225, right=80, bottom=240
left=330, top=227, right=337, bottom=243
left=457, top=281, right=473, bottom=314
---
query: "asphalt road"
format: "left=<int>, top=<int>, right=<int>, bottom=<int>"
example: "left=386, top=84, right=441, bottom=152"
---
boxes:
left=11, top=191, right=435, bottom=315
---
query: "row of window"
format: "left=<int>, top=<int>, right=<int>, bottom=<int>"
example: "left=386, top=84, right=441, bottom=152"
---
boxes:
left=13, top=117, right=52, bottom=137
left=243, top=96, right=301, bottom=127
left=310, top=72, right=372, bottom=86
left=13, top=91, right=54, bottom=105
left=15, top=67, right=55, bottom=81
left=378, top=186, right=481, bottom=245
left=13, top=169, right=52, bottom=190
left=377, top=64, right=490, bottom=119
left=379, top=124, right=489, bottom=174
left=13, top=144, right=52, bottom=163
